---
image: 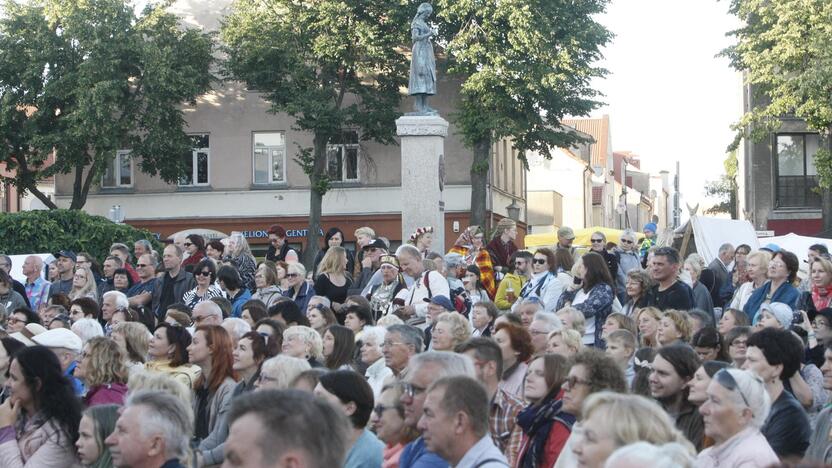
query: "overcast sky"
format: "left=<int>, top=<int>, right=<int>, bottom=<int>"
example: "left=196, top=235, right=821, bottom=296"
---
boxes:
left=590, top=0, right=743, bottom=213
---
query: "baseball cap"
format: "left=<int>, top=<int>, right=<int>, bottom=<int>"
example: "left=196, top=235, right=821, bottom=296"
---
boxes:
left=53, top=250, right=77, bottom=262
left=557, top=226, right=575, bottom=240
left=32, top=328, right=83, bottom=352
left=427, top=295, right=455, bottom=312
left=363, top=239, right=388, bottom=250
left=760, top=243, right=781, bottom=253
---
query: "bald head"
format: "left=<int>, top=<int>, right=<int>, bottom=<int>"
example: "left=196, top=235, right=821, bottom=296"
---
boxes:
left=193, top=300, right=223, bottom=325
left=22, top=255, right=44, bottom=279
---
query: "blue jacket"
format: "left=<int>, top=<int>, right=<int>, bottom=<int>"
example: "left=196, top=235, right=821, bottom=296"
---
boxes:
left=743, top=280, right=800, bottom=323
left=230, top=288, right=253, bottom=318
left=399, top=437, right=449, bottom=468
left=282, top=282, right=316, bottom=315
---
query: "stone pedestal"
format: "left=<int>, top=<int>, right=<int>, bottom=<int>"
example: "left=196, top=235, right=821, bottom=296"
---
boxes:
left=396, top=115, right=448, bottom=251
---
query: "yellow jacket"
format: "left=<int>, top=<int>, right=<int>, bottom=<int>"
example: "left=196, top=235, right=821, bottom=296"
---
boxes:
left=145, top=359, right=202, bottom=389
left=495, top=273, right=527, bottom=311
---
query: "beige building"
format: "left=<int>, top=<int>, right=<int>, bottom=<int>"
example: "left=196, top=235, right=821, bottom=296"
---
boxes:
left=52, top=0, right=526, bottom=253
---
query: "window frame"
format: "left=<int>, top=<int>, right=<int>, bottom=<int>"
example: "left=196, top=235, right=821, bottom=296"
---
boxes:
left=101, top=150, right=134, bottom=188
left=251, top=131, right=287, bottom=185
left=326, top=131, right=360, bottom=183
left=773, top=132, right=822, bottom=209
left=179, top=134, right=210, bottom=187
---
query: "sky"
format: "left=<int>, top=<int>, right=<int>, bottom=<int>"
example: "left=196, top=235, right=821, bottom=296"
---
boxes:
left=590, top=0, right=744, bottom=212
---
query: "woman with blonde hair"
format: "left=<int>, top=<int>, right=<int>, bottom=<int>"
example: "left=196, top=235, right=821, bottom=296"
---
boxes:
left=547, top=328, right=584, bottom=358
left=69, top=265, right=98, bottom=303
left=314, top=246, right=352, bottom=316
left=729, top=250, right=771, bottom=311
left=431, top=312, right=471, bottom=352
left=657, top=309, right=692, bottom=345
left=74, top=337, right=129, bottom=406
left=282, top=325, right=325, bottom=368
left=127, top=371, right=193, bottom=409
left=255, top=355, right=312, bottom=391
left=252, top=263, right=283, bottom=307
left=636, top=306, right=662, bottom=348
left=111, top=321, right=151, bottom=375
left=684, top=257, right=714, bottom=315
left=572, top=392, right=695, bottom=468
left=557, top=306, right=586, bottom=337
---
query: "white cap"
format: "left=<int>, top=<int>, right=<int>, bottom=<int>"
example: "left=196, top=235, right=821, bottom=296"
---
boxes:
left=9, top=323, right=48, bottom=347
left=32, top=328, right=83, bottom=352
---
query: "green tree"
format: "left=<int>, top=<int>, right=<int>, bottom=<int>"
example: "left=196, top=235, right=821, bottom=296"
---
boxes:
left=704, top=150, right=738, bottom=217
left=221, top=0, right=408, bottom=267
left=0, top=0, right=214, bottom=209
left=434, top=0, right=612, bottom=227
left=723, top=0, right=832, bottom=234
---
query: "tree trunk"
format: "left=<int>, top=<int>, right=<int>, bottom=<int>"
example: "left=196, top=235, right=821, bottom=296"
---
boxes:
left=27, top=184, right=58, bottom=209
left=825, top=128, right=832, bottom=237
left=469, top=135, right=491, bottom=229
left=303, top=134, right=329, bottom=271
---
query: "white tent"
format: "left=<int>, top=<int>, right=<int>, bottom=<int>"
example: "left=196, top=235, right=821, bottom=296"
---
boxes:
left=675, top=216, right=760, bottom=264
left=761, top=233, right=830, bottom=257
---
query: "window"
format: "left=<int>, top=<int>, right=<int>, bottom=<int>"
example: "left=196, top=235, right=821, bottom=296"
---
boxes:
left=102, top=150, right=133, bottom=188
left=775, top=133, right=821, bottom=208
left=327, top=131, right=359, bottom=182
left=253, top=132, right=286, bottom=184
left=180, top=134, right=210, bottom=186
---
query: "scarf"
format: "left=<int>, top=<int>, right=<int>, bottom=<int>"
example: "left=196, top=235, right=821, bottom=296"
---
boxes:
left=516, top=394, right=575, bottom=468
left=520, top=271, right=550, bottom=299
left=486, top=237, right=518, bottom=268
left=370, top=279, right=400, bottom=318
left=812, top=285, right=832, bottom=311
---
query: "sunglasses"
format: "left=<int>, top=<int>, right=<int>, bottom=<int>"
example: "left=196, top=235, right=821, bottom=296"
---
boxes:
left=714, top=369, right=751, bottom=407
left=591, top=238, right=604, bottom=243
left=621, top=239, right=634, bottom=244
left=197, top=271, right=212, bottom=277
left=533, top=258, right=547, bottom=265
left=286, top=273, right=300, bottom=278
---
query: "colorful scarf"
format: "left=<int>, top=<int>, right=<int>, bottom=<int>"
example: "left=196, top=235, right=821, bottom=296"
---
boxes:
left=516, top=393, right=576, bottom=468
left=812, top=285, right=832, bottom=311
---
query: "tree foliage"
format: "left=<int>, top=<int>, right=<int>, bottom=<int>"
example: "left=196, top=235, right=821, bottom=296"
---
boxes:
left=434, top=0, right=612, bottom=226
left=0, top=0, right=214, bottom=209
left=221, top=0, right=409, bottom=266
left=704, top=150, right=738, bottom=217
left=0, top=209, right=160, bottom=260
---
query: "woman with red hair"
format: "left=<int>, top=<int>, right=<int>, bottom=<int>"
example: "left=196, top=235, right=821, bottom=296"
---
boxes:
left=494, top=321, right=534, bottom=399
left=187, top=325, right=238, bottom=465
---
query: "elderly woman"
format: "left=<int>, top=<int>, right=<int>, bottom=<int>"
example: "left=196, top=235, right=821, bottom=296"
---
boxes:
left=282, top=262, right=316, bottom=314
left=684, top=256, right=714, bottom=316
left=255, top=354, right=311, bottom=391
left=571, top=392, right=694, bottom=468
left=547, top=329, right=584, bottom=358
left=430, top=312, right=471, bottom=352
left=367, top=255, right=407, bottom=319
left=223, top=232, right=258, bottom=291
left=696, top=369, right=779, bottom=466
left=282, top=325, right=325, bottom=368
left=251, top=264, right=283, bottom=308
left=743, top=250, right=801, bottom=322
left=360, top=326, right=392, bottom=399
left=373, top=384, right=414, bottom=468
left=621, top=269, right=652, bottom=317
left=449, top=226, right=496, bottom=299
left=729, top=250, right=771, bottom=311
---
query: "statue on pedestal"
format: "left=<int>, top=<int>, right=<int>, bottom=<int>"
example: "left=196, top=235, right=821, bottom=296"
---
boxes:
left=407, top=3, right=438, bottom=116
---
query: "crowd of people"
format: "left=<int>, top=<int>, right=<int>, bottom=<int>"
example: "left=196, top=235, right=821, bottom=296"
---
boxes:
left=0, top=219, right=832, bottom=467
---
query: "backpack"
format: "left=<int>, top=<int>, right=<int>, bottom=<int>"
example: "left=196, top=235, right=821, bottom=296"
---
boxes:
left=423, top=272, right=468, bottom=315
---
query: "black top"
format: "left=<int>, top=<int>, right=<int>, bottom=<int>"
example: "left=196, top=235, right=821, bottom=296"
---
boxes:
left=762, top=389, right=811, bottom=459
left=644, top=280, right=694, bottom=311
left=314, top=273, right=352, bottom=307
left=11, top=280, right=31, bottom=308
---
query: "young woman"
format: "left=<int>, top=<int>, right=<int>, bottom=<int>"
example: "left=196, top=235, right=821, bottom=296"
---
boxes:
left=0, top=271, right=27, bottom=316
left=0, top=338, right=26, bottom=404
left=516, top=248, right=561, bottom=313
left=145, top=323, right=201, bottom=389
left=718, top=308, right=750, bottom=336
left=449, top=226, right=496, bottom=299
left=182, top=258, right=224, bottom=310
left=76, top=404, right=119, bottom=468
left=111, top=321, right=151, bottom=375
left=314, top=246, right=353, bottom=317
left=636, top=307, right=662, bottom=348
left=181, top=234, right=207, bottom=271
left=308, top=304, right=337, bottom=336
left=515, top=354, right=572, bottom=468
left=690, top=327, right=729, bottom=363
left=600, top=313, right=638, bottom=342
left=323, top=325, right=356, bottom=370
left=75, top=337, right=129, bottom=407
left=408, top=226, right=434, bottom=258
left=344, top=302, right=374, bottom=342
left=240, top=300, right=269, bottom=329
left=232, top=331, right=268, bottom=395
left=463, top=265, right=491, bottom=307
left=0, top=346, right=82, bottom=466
left=556, top=252, right=616, bottom=347
left=69, top=266, right=99, bottom=303
left=493, top=322, right=534, bottom=399
left=188, top=325, right=238, bottom=466
left=313, top=227, right=356, bottom=277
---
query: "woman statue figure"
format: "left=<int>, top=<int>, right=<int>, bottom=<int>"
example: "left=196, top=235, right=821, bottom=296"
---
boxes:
left=408, top=3, right=437, bottom=115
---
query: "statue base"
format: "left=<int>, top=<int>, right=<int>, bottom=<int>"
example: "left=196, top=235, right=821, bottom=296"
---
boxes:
left=396, top=115, right=448, bottom=252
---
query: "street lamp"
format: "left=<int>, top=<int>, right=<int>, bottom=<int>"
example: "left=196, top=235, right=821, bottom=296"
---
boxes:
left=506, top=199, right=521, bottom=221
left=109, top=204, right=125, bottom=224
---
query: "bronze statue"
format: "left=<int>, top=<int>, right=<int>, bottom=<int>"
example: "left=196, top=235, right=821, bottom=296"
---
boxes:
left=408, top=3, right=437, bottom=116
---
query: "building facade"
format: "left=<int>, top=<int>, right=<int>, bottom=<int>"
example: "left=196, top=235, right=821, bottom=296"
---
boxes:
left=51, top=0, right=527, bottom=253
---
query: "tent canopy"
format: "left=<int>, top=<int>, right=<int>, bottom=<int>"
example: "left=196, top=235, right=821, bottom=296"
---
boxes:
left=675, top=216, right=759, bottom=264
left=524, top=226, right=645, bottom=250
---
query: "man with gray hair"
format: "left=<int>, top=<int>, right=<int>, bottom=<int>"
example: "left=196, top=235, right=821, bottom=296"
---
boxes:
left=528, top=311, right=562, bottom=354
left=419, top=376, right=508, bottom=467
left=152, top=244, right=195, bottom=318
left=223, top=389, right=351, bottom=467
left=193, top=300, right=223, bottom=326
left=395, top=244, right=449, bottom=322
left=102, top=290, right=130, bottom=335
left=515, top=298, right=544, bottom=329
left=614, top=229, right=642, bottom=303
left=400, top=351, right=476, bottom=468
left=383, top=324, right=424, bottom=385
left=128, top=253, right=159, bottom=308
left=106, top=390, right=193, bottom=468
left=707, top=242, right=735, bottom=308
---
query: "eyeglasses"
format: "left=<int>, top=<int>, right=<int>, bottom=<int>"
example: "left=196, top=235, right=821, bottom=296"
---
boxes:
left=591, top=238, right=604, bottom=243
left=563, top=375, right=591, bottom=389
left=193, top=315, right=209, bottom=324
left=533, top=258, right=547, bottom=265
left=197, top=271, right=212, bottom=277
left=6, top=317, right=24, bottom=325
left=621, top=239, right=634, bottom=244
left=382, top=340, right=406, bottom=348
left=257, top=373, right=277, bottom=384
left=714, top=369, right=751, bottom=407
left=183, top=242, right=193, bottom=247
left=402, top=382, right=426, bottom=399
left=730, top=339, right=748, bottom=347
left=136, top=263, right=149, bottom=268
left=374, top=404, right=400, bottom=415
left=529, top=329, right=549, bottom=336
left=286, top=273, right=300, bottom=278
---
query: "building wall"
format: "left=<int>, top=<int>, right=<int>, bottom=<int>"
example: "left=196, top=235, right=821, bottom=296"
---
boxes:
left=526, top=147, right=590, bottom=231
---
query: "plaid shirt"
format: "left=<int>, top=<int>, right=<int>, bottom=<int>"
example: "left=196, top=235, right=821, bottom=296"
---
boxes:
left=490, top=387, right=524, bottom=466
left=25, top=277, right=51, bottom=311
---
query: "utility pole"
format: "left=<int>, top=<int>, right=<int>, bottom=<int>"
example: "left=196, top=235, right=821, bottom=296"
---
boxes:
left=673, top=160, right=681, bottom=229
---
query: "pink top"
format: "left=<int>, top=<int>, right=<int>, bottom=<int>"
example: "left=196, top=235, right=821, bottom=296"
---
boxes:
left=84, top=383, right=128, bottom=407
left=383, top=442, right=405, bottom=468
